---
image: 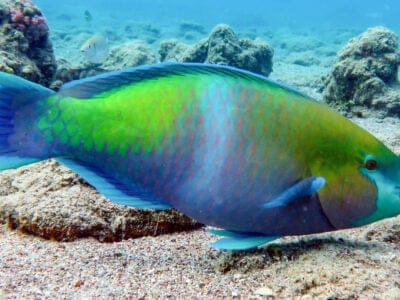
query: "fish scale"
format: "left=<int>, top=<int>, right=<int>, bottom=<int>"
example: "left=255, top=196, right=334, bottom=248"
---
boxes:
left=1, top=63, right=400, bottom=250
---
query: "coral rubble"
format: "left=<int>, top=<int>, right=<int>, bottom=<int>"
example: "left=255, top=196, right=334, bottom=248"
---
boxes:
left=0, top=0, right=56, bottom=86
left=323, top=26, right=400, bottom=116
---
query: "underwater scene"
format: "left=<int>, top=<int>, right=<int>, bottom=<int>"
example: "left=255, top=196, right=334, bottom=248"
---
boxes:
left=1, top=0, right=400, bottom=298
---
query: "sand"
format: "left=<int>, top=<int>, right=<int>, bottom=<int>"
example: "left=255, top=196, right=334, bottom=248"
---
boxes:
left=1, top=216, right=400, bottom=298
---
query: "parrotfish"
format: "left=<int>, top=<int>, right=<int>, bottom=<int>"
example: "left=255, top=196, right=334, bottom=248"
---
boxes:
left=1, top=63, right=400, bottom=250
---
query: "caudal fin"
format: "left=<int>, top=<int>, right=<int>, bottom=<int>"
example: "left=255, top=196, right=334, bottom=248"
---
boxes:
left=0, top=71, right=55, bottom=170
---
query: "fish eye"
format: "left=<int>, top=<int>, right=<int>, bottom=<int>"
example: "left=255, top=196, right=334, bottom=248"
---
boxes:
left=365, top=159, right=378, bottom=170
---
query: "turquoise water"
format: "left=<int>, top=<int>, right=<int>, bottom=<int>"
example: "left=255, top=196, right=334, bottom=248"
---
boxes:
left=35, top=0, right=400, bottom=32
left=30, top=0, right=400, bottom=94
left=33, top=0, right=400, bottom=64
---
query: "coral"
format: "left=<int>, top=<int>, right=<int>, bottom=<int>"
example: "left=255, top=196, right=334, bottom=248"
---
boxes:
left=159, top=24, right=274, bottom=77
left=0, top=0, right=55, bottom=86
left=323, top=26, right=400, bottom=116
left=8, top=0, right=49, bottom=46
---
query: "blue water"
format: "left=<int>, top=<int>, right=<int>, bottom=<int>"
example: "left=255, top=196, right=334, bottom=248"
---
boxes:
left=35, top=0, right=400, bottom=33
left=29, top=0, right=400, bottom=93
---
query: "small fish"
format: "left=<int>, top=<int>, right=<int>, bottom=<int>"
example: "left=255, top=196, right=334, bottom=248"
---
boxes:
left=84, top=10, right=92, bottom=23
left=80, top=35, right=109, bottom=64
left=1, top=63, right=400, bottom=250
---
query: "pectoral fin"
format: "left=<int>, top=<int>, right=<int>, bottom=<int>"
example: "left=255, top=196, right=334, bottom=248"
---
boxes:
left=208, top=228, right=278, bottom=250
left=262, top=176, right=326, bottom=209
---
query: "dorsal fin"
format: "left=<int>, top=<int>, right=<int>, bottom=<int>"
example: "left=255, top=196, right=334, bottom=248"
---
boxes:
left=58, top=63, right=310, bottom=99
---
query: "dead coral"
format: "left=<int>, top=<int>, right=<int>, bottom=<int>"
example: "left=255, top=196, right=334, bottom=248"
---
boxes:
left=159, top=24, right=274, bottom=76
left=323, top=26, right=400, bottom=116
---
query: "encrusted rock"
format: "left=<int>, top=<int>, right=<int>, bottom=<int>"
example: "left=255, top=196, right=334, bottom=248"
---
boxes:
left=101, top=41, right=157, bottom=71
left=159, top=24, right=274, bottom=76
left=0, top=160, right=201, bottom=242
left=323, top=26, right=400, bottom=116
left=0, top=0, right=56, bottom=86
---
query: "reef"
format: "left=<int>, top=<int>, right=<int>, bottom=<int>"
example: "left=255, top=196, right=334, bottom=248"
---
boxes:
left=323, top=26, right=400, bottom=117
left=159, top=24, right=274, bottom=76
left=101, top=41, right=157, bottom=71
left=53, top=41, right=157, bottom=88
left=0, top=160, right=201, bottom=242
left=0, top=0, right=56, bottom=86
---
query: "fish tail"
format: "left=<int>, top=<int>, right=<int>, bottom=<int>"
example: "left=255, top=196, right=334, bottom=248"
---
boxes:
left=0, top=71, right=56, bottom=170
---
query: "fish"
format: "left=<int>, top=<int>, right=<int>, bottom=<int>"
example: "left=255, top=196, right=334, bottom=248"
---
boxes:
left=80, top=35, right=109, bottom=64
left=0, top=63, right=400, bottom=250
left=84, top=10, right=93, bottom=23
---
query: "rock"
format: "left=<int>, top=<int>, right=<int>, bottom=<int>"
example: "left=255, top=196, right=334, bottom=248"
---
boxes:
left=159, top=39, right=190, bottom=62
left=254, top=286, right=276, bottom=297
left=54, top=41, right=157, bottom=86
left=236, top=38, right=274, bottom=76
left=159, top=24, right=274, bottom=76
left=323, top=26, right=400, bottom=116
left=0, top=0, right=56, bottom=86
left=53, top=58, right=82, bottom=85
left=205, top=24, right=242, bottom=65
left=181, top=39, right=209, bottom=62
left=101, top=41, right=157, bottom=71
left=0, top=160, right=201, bottom=242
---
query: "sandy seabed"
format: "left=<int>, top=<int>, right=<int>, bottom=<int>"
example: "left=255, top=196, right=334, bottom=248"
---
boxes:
left=1, top=219, right=400, bottom=299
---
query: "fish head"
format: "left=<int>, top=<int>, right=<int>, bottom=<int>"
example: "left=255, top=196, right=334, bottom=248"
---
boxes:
left=353, top=152, right=400, bottom=226
left=312, top=133, right=400, bottom=229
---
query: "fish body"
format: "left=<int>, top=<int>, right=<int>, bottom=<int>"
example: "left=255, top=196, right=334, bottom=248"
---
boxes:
left=1, top=63, right=400, bottom=250
left=80, top=35, right=109, bottom=64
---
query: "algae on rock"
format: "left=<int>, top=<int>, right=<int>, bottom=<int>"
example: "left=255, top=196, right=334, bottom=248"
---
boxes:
left=323, top=26, right=400, bottom=117
left=0, top=0, right=56, bottom=86
left=159, top=24, right=274, bottom=77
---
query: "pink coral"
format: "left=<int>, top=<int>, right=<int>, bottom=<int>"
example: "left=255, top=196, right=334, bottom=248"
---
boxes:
left=10, top=7, right=24, bottom=23
left=8, top=1, right=49, bottom=45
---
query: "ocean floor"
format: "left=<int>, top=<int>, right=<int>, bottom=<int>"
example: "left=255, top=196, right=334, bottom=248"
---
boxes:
left=1, top=208, right=400, bottom=298
left=1, top=11, right=400, bottom=299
